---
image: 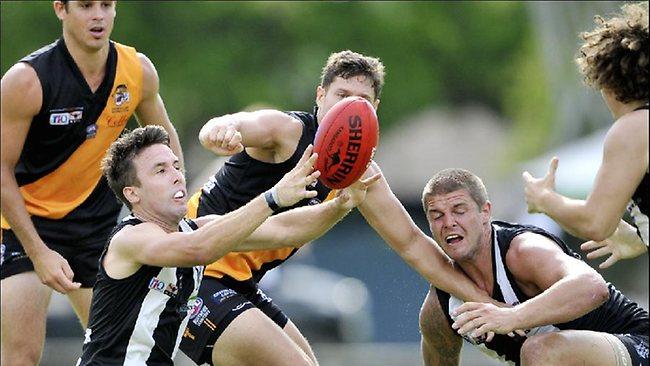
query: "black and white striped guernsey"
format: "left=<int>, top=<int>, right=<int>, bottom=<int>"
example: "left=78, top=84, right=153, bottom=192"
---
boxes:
left=436, top=221, right=649, bottom=365
left=77, top=215, right=203, bottom=366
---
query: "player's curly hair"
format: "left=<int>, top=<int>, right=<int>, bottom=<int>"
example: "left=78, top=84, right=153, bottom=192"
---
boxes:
left=422, top=169, right=489, bottom=212
left=320, top=50, right=385, bottom=100
left=102, top=125, right=170, bottom=209
left=575, top=2, right=649, bottom=103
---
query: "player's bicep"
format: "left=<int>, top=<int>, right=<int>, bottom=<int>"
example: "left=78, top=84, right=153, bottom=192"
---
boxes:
left=1, top=64, right=42, bottom=169
left=134, top=53, right=169, bottom=126
left=587, top=118, right=648, bottom=226
left=239, top=110, right=302, bottom=149
left=507, top=233, right=593, bottom=291
left=113, top=223, right=202, bottom=268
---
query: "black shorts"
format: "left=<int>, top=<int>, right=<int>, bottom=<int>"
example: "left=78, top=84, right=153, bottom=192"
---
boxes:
left=614, top=333, right=649, bottom=366
left=0, top=228, right=108, bottom=288
left=180, top=276, right=288, bottom=365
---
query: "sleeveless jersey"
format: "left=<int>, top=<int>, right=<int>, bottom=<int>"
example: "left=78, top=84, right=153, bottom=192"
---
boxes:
left=78, top=216, right=203, bottom=366
left=187, top=110, right=332, bottom=287
left=1, top=38, right=142, bottom=239
left=628, top=104, right=649, bottom=245
left=436, top=221, right=649, bottom=365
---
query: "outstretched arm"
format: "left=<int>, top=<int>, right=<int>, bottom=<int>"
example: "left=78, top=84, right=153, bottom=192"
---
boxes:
left=108, top=148, right=319, bottom=273
left=358, top=162, right=491, bottom=303
left=523, top=111, right=648, bottom=241
left=236, top=174, right=381, bottom=251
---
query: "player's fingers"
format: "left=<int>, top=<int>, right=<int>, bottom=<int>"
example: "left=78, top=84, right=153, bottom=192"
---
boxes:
left=227, top=132, right=243, bottom=150
left=486, top=331, right=495, bottom=342
left=548, top=157, right=559, bottom=177
left=304, top=189, right=318, bottom=199
left=221, top=128, right=235, bottom=148
left=471, top=323, right=493, bottom=339
left=514, top=329, right=527, bottom=337
left=599, top=255, right=619, bottom=269
left=296, top=145, right=314, bottom=167
left=586, top=246, right=611, bottom=259
left=61, top=261, right=75, bottom=281
left=452, top=302, right=481, bottom=316
left=360, top=173, right=382, bottom=187
left=581, top=240, right=605, bottom=251
left=521, top=171, right=533, bottom=183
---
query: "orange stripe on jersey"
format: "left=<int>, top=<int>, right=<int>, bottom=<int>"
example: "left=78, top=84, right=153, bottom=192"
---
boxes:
left=194, top=189, right=340, bottom=281
left=1, top=43, right=142, bottom=229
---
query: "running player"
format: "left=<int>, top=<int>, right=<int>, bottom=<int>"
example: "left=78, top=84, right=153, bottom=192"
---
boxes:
left=523, top=2, right=648, bottom=267
left=180, top=50, right=493, bottom=365
left=77, top=125, right=377, bottom=365
left=0, top=1, right=184, bottom=365
left=420, top=169, right=648, bottom=366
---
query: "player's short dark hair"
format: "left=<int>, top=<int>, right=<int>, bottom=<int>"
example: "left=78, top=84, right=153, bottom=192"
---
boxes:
left=576, top=2, right=648, bottom=103
left=422, top=168, right=489, bottom=211
left=101, top=125, right=170, bottom=209
left=320, top=50, right=385, bottom=100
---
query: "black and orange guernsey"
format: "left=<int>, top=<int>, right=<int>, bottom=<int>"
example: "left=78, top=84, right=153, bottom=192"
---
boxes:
left=187, top=111, right=333, bottom=289
left=1, top=38, right=142, bottom=241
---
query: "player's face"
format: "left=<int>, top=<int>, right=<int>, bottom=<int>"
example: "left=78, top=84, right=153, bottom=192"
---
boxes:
left=315, top=75, right=380, bottom=122
left=55, top=1, right=116, bottom=52
left=424, top=189, right=491, bottom=263
left=130, top=144, right=188, bottom=223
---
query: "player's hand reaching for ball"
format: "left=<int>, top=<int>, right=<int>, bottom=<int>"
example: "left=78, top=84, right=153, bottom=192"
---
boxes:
left=522, top=157, right=559, bottom=214
left=271, top=145, right=320, bottom=208
left=334, top=172, right=382, bottom=211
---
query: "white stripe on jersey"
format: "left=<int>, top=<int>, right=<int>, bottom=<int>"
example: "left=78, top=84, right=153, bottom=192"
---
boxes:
left=123, top=218, right=203, bottom=365
left=124, top=266, right=179, bottom=364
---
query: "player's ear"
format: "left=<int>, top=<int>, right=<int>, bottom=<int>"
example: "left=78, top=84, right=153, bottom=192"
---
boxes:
left=481, top=201, right=491, bottom=224
left=123, top=186, right=141, bottom=206
left=316, top=85, right=326, bottom=107
left=53, top=1, right=67, bottom=20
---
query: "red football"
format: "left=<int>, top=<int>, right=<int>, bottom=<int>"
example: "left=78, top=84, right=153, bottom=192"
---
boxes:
left=313, top=96, right=379, bottom=189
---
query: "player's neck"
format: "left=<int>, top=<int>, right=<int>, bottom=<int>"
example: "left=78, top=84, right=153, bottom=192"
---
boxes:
left=132, top=208, right=179, bottom=234
left=62, top=33, right=109, bottom=91
left=457, top=232, right=494, bottom=295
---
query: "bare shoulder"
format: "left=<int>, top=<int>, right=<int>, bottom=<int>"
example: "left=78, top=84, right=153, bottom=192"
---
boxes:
left=506, top=231, right=568, bottom=273
left=136, top=52, right=159, bottom=95
left=1, top=63, right=42, bottom=104
left=606, top=109, right=649, bottom=149
left=109, top=222, right=163, bottom=256
left=1, top=62, right=43, bottom=120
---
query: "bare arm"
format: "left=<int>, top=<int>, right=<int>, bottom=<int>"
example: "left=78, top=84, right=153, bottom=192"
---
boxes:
left=237, top=173, right=381, bottom=251
left=134, top=53, right=184, bottom=170
left=1, top=63, right=80, bottom=293
left=105, top=148, right=319, bottom=275
left=523, top=111, right=648, bottom=241
left=358, top=162, right=491, bottom=303
left=420, top=287, right=462, bottom=366
left=453, top=232, right=609, bottom=337
left=198, top=109, right=302, bottom=161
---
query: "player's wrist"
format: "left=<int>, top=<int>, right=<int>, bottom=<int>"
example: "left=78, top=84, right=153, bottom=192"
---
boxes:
left=264, top=188, right=282, bottom=212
